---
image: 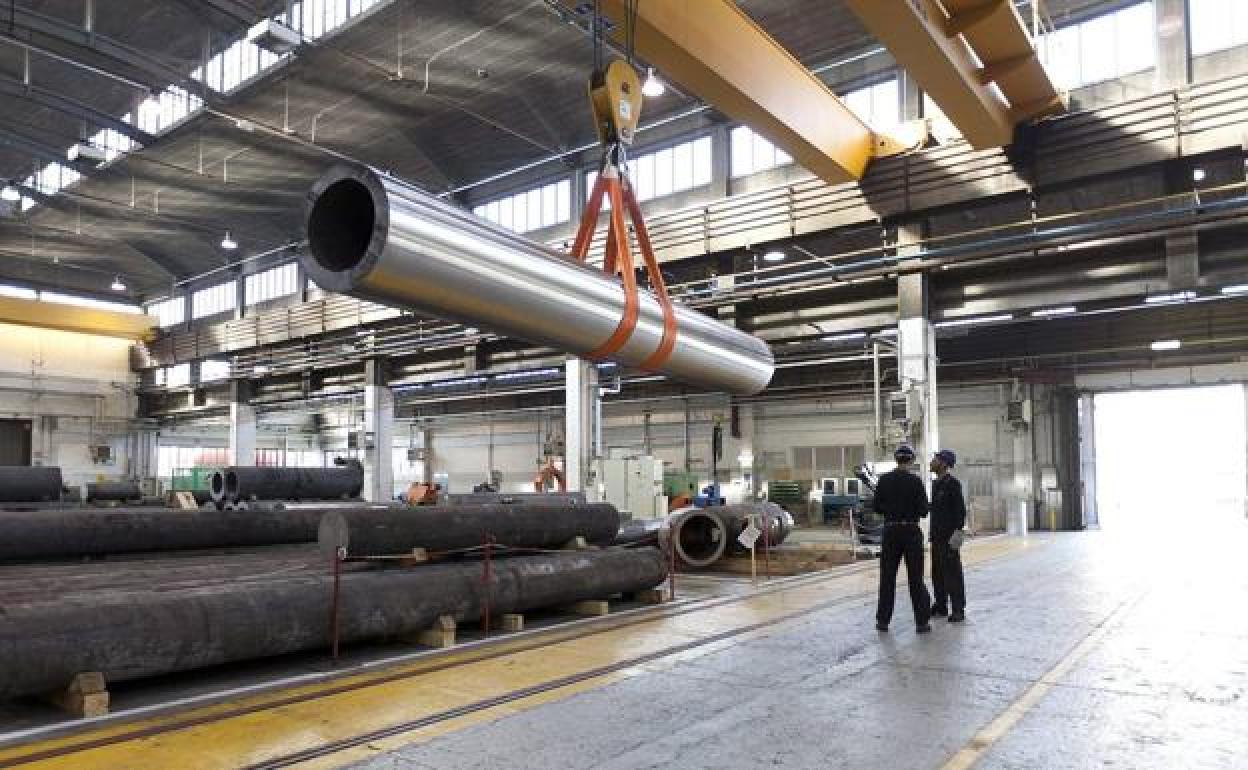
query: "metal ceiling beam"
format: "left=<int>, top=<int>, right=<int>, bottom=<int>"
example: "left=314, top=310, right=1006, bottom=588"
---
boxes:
left=0, top=75, right=156, bottom=146
left=6, top=185, right=186, bottom=278
left=5, top=5, right=205, bottom=96
left=0, top=293, right=154, bottom=339
left=842, top=0, right=1014, bottom=149
left=842, top=0, right=1064, bottom=149
left=0, top=127, right=94, bottom=175
left=198, top=0, right=265, bottom=24
left=597, top=0, right=875, bottom=184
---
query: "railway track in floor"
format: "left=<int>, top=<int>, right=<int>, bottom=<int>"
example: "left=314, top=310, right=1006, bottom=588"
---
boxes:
left=0, top=537, right=1020, bottom=768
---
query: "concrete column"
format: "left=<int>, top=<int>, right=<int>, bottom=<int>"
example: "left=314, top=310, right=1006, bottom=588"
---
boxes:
left=1155, top=0, right=1191, bottom=91
left=710, top=123, right=731, bottom=198
left=228, top=380, right=256, bottom=466
left=565, top=358, right=600, bottom=500
left=896, top=222, right=936, bottom=539
left=1078, top=393, right=1099, bottom=529
left=363, top=358, right=394, bottom=502
left=233, top=272, right=247, bottom=320
left=900, top=70, right=923, bottom=121
left=1166, top=231, right=1200, bottom=289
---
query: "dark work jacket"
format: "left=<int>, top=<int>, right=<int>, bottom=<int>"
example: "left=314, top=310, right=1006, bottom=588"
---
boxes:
left=872, top=467, right=929, bottom=523
left=930, top=474, right=967, bottom=543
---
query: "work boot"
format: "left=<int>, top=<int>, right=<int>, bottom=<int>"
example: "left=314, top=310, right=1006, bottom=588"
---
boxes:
left=916, top=624, right=932, bottom=633
left=930, top=604, right=948, bottom=617
left=948, top=612, right=965, bottom=623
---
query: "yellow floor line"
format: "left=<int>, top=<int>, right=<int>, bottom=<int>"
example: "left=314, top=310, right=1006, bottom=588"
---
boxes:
left=2, top=536, right=1036, bottom=770
left=939, top=584, right=1146, bottom=770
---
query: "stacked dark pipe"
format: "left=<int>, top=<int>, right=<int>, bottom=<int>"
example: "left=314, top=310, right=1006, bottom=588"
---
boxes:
left=0, top=499, right=666, bottom=699
left=0, top=466, right=63, bottom=503
left=210, top=459, right=364, bottom=506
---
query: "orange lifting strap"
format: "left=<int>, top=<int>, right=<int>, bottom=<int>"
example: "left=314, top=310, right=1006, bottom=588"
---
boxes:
left=568, top=161, right=678, bottom=371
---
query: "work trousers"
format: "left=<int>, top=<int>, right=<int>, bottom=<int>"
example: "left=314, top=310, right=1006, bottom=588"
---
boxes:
left=931, top=539, right=966, bottom=613
left=876, top=522, right=931, bottom=628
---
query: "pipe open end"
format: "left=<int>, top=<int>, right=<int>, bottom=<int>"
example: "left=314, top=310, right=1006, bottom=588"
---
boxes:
left=308, top=177, right=375, bottom=273
left=673, top=510, right=728, bottom=568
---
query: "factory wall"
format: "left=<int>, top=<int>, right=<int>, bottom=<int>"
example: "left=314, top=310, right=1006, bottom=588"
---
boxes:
left=0, top=322, right=139, bottom=488
left=412, top=382, right=1065, bottom=531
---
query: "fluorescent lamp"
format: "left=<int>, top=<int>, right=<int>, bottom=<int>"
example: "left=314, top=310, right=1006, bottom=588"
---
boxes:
left=1220, top=284, right=1248, bottom=295
left=641, top=67, right=665, bottom=98
left=221, top=231, right=238, bottom=250
left=1192, top=168, right=1206, bottom=182
left=0, top=186, right=19, bottom=202
left=1150, top=339, right=1181, bottom=351
left=0, top=284, right=35, bottom=299
left=822, top=332, right=867, bottom=342
left=110, top=276, right=126, bottom=292
left=762, top=250, right=786, bottom=263
left=1031, top=306, right=1076, bottom=317
left=934, top=314, right=1014, bottom=328
left=1145, top=291, right=1196, bottom=304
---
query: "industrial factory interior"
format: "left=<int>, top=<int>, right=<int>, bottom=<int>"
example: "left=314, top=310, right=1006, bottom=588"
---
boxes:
left=0, top=0, right=1247, bottom=767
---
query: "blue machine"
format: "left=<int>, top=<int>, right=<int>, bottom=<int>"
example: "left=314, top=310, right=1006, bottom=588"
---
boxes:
left=693, top=483, right=725, bottom=508
left=694, top=420, right=726, bottom=508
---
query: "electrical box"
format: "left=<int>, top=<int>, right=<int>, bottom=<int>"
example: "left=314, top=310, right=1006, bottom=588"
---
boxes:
left=601, top=455, right=666, bottom=521
left=1006, top=399, right=1032, bottom=428
left=889, top=390, right=921, bottom=423
left=90, top=445, right=113, bottom=464
left=406, top=448, right=426, bottom=462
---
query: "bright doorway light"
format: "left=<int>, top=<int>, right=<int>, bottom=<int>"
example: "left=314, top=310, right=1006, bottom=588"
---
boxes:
left=1094, top=385, right=1245, bottom=528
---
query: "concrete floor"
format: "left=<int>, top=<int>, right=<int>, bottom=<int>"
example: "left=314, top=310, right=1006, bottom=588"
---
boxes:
left=347, top=521, right=1248, bottom=770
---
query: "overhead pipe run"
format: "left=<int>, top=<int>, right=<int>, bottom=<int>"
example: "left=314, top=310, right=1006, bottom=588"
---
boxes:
left=301, top=165, right=775, bottom=396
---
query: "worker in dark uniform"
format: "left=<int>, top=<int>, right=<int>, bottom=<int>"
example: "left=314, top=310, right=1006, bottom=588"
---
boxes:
left=929, top=449, right=967, bottom=623
left=873, top=444, right=932, bottom=634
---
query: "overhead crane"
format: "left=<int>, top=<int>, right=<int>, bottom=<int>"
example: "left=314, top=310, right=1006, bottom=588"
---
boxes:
left=596, top=0, right=1064, bottom=183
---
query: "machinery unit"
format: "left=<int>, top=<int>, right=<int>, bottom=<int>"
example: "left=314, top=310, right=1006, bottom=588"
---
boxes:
left=600, top=454, right=666, bottom=521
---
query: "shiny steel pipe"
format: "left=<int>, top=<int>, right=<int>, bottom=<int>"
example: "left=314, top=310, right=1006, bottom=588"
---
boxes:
left=302, top=165, right=774, bottom=395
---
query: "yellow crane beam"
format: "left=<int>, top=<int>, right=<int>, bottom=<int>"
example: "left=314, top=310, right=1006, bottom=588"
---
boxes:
left=0, top=295, right=155, bottom=340
left=843, top=0, right=1064, bottom=149
left=598, top=0, right=876, bottom=184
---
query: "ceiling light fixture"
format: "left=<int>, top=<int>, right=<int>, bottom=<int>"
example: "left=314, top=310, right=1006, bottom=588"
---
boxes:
left=641, top=67, right=665, bottom=98
left=1145, top=290, right=1196, bottom=304
left=110, top=276, right=126, bottom=292
left=762, top=249, right=786, bottom=263
left=1192, top=168, right=1207, bottom=182
left=934, top=314, right=1014, bottom=328
left=0, top=186, right=19, bottom=202
left=822, top=331, right=867, bottom=342
left=1031, top=306, right=1076, bottom=317
left=221, top=231, right=238, bottom=250
left=1150, top=339, right=1181, bottom=351
left=1221, top=284, right=1248, bottom=295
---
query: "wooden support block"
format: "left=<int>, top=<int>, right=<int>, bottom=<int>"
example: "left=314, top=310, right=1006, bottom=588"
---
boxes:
left=567, top=599, right=610, bottom=617
left=412, top=615, right=456, bottom=648
left=45, top=672, right=109, bottom=718
left=398, top=547, right=429, bottom=566
left=500, top=613, right=525, bottom=632
left=169, top=491, right=199, bottom=510
left=633, top=587, right=670, bottom=605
